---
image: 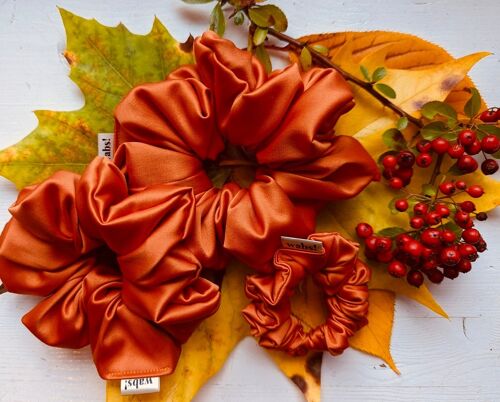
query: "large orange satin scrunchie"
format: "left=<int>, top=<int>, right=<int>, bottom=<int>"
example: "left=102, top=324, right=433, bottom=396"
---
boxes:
left=0, top=157, right=225, bottom=379
left=242, top=233, right=370, bottom=355
left=114, top=31, right=380, bottom=270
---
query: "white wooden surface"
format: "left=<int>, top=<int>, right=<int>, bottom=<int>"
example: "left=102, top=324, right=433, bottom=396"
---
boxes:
left=0, top=1, right=499, bottom=401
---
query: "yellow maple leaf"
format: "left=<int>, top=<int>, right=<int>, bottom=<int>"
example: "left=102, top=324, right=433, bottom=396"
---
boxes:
left=349, top=290, right=399, bottom=373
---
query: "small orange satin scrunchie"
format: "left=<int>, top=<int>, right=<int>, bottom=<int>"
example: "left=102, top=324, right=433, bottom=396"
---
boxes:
left=0, top=157, right=225, bottom=379
left=242, top=233, right=370, bottom=355
left=114, top=31, right=380, bottom=270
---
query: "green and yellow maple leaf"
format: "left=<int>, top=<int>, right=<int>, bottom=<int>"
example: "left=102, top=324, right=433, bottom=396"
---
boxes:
left=0, top=9, right=193, bottom=189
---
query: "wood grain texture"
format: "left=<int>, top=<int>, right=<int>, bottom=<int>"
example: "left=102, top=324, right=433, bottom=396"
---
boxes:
left=0, top=1, right=499, bottom=401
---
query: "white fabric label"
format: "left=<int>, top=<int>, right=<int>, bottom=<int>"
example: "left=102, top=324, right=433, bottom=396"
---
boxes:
left=280, top=236, right=324, bottom=253
left=120, top=377, right=160, bottom=395
left=97, top=133, right=114, bottom=159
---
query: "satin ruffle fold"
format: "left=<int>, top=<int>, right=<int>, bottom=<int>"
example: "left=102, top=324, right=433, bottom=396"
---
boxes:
left=114, top=31, right=379, bottom=270
left=242, top=233, right=370, bottom=355
left=0, top=157, right=224, bottom=379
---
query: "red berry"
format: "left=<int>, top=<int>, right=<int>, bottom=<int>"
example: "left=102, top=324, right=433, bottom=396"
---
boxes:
left=457, top=155, right=478, bottom=173
left=388, top=260, right=407, bottom=278
left=459, top=201, right=476, bottom=213
left=434, top=203, right=450, bottom=218
left=440, top=229, right=456, bottom=243
left=481, top=135, right=500, bottom=154
left=443, top=266, right=459, bottom=279
left=476, top=240, right=487, bottom=252
left=447, top=143, right=465, bottom=159
left=417, top=140, right=432, bottom=153
left=440, top=247, right=461, bottom=266
left=466, top=139, right=482, bottom=155
left=365, top=236, right=378, bottom=251
left=395, top=198, right=409, bottom=212
left=397, top=151, right=416, bottom=168
left=407, top=270, right=424, bottom=287
left=404, top=240, right=424, bottom=257
left=454, top=210, right=470, bottom=225
left=431, top=137, right=450, bottom=154
left=382, top=154, right=398, bottom=169
left=458, top=243, right=477, bottom=257
left=422, top=258, right=438, bottom=271
left=462, top=228, right=481, bottom=244
left=455, top=180, right=467, bottom=190
left=377, top=250, right=394, bottom=263
left=425, top=211, right=441, bottom=226
left=476, top=212, right=488, bottom=221
left=396, top=233, right=413, bottom=248
left=356, top=223, right=373, bottom=238
left=421, top=247, right=435, bottom=259
left=413, top=202, right=429, bottom=216
left=426, top=268, right=444, bottom=284
left=466, top=185, right=484, bottom=198
left=481, top=159, right=499, bottom=175
left=459, top=218, right=474, bottom=229
left=410, top=216, right=424, bottom=229
left=395, top=167, right=413, bottom=182
left=458, top=129, right=476, bottom=146
left=457, top=259, right=472, bottom=273
left=439, top=182, right=455, bottom=195
left=416, top=152, right=433, bottom=168
left=376, top=237, right=393, bottom=253
left=421, top=228, right=441, bottom=247
left=479, top=108, right=499, bottom=123
left=389, top=177, right=403, bottom=189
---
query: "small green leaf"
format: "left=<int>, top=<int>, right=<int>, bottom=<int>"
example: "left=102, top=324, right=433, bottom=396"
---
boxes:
left=253, top=27, right=268, bottom=46
left=255, top=44, right=272, bottom=73
left=377, top=227, right=407, bottom=238
left=388, top=197, right=399, bottom=215
left=300, top=47, right=312, bottom=71
left=210, top=3, right=226, bottom=36
left=421, top=183, right=437, bottom=197
left=420, top=121, right=449, bottom=140
left=312, top=44, right=329, bottom=56
left=477, top=124, right=500, bottom=138
left=492, top=150, right=500, bottom=159
left=372, top=67, right=387, bottom=83
left=233, top=11, right=245, bottom=26
left=375, top=83, right=396, bottom=99
left=396, top=116, right=409, bottom=131
left=447, top=163, right=464, bottom=176
left=360, top=65, right=371, bottom=82
left=382, top=128, right=407, bottom=150
left=182, top=0, right=215, bottom=3
left=421, top=101, right=457, bottom=123
left=464, top=87, right=481, bottom=119
left=248, top=5, right=288, bottom=32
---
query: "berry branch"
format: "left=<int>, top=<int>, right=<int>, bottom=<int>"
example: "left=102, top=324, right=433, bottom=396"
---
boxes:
left=262, top=26, right=423, bottom=128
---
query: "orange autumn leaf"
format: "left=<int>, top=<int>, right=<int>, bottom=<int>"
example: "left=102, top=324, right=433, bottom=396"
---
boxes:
left=349, top=290, right=399, bottom=373
left=293, top=31, right=484, bottom=111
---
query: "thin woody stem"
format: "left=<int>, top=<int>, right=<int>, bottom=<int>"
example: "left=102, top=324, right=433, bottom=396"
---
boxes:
left=429, top=153, right=444, bottom=186
left=264, top=27, right=423, bottom=129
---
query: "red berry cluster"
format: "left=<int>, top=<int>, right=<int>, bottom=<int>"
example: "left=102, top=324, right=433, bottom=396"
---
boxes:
left=382, top=151, right=416, bottom=189
left=355, top=181, right=488, bottom=287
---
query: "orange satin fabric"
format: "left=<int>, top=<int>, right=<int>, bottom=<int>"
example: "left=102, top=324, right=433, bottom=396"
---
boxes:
left=0, top=31, right=380, bottom=379
left=0, top=157, right=225, bottom=379
left=242, top=233, right=370, bottom=355
left=114, top=31, right=380, bottom=270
